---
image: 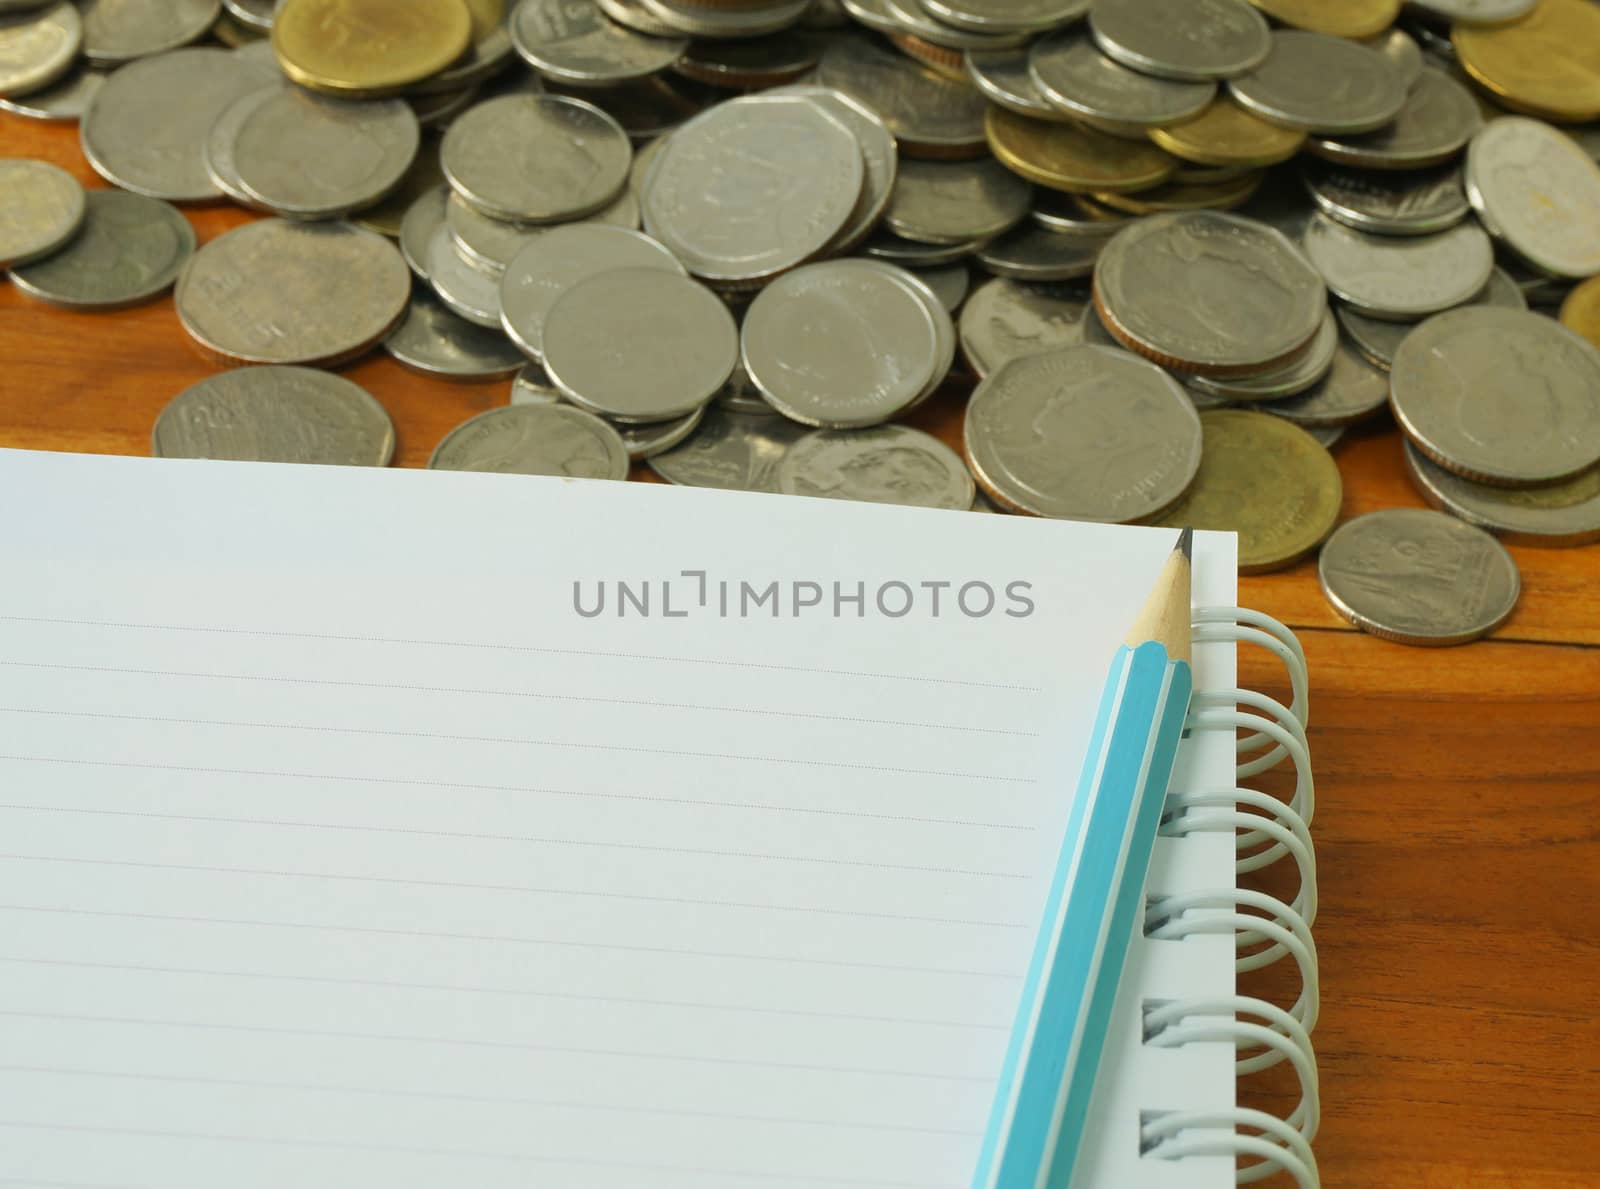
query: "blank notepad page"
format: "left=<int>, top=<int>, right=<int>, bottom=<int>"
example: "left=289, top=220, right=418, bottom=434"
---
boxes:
left=0, top=449, right=1232, bottom=1189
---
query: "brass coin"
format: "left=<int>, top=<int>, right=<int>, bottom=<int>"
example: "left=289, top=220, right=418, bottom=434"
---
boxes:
left=888, top=32, right=967, bottom=81
left=986, top=106, right=1178, bottom=194
left=1090, top=171, right=1262, bottom=214
left=1454, top=0, right=1600, bottom=125
left=1245, top=0, right=1399, bottom=39
left=272, top=0, right=474, bottom=97
left=1559, top=275, right=1600, bottom=353
left=1150, top=409, right=1343, bottom=574
left=1149, top=98, right=1306, bottom=168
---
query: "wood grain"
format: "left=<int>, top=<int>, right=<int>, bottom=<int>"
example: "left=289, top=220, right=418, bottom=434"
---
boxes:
left=5, top=108, right=1600, bottom=1188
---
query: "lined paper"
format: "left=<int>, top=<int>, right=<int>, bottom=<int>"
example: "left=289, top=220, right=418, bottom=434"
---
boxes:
left=0, top=449, right=1234, bottom=1189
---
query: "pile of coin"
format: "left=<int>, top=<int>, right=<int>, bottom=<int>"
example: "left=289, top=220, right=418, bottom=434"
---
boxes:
left=4, top=0, right=1600, bottom=645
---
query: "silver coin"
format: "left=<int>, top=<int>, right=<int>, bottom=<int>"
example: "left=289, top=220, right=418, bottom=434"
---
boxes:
left=1030, top=190, right=1130, bottom=236
left=542, top=268, right=738, bottom=421
left=1189, top=309, right=1338, bottom=400
left=1093, top=211, right=1327, bottom=375
left=81, top=47, right=279, bottom=201
left=383, top=287, right=525, bottom=380
left=430, top=403, right=631, bottom=478
left=597, top=0, right=684, bottom=37
left=964, top=47, right=1068, bottom=120
left=861, top=230, right=984, bottom=266
left=741, top=259, right=941, bottom=428
left=426, top=224, right=505, bottom=327
left=1404, top=440, right=1600, bottom=548
left=1407, top=0, right=1536, bottom=21
left=510, top=360, right=562, bottom=404
left=203, top=84, right=281, bottom=210
left=975, top=223, right=1104, bottom=282
left=510, top=0, right=686, bottom=85
left=612, top=404, right=705, bottom=460
left=964, top=345, right=1202, bottom=521
left=1466, top=117, right=1600, bottom=281
left=1029, top=35, right=1215, bottom=130
left=1391, top=307, right=1600, bottom=486
left=0, top=1, right=79, bottom=97
left=0, top=158, right=84, bottom=268
left=673, top=32, right=820, bottom=87
left=0, top=61, right=103, bottom=120
left=1362, top=27, right=1421, bottom=93
left=875, top=0, right=1028, bottom=50
left=649, top=404, right=806, bottom=489
left=768, top=84, right=897, bottom=253
left=446, top=185, right=639, bottom=275
left=222, top=0, right=273, bottom=30
left=1303, top=214, right=1493, bottom=322
left=1308, top=68, right=1481, bottom=172
left=153, top=366, right=395, bottom=466
left=1318, top=509, right=1520, bottom=646
left=918, top=0, right=1089, bottom=33
left=778, top=425, right=974, bottom=509
left=885, top=157, right=1031, bottom=245
left=642, top=93, right=862, bottom=283
left=867, top=260, right=957, bottom=412
left=79, top=0, right=218, bottom=64
left=176, top=219, right=411, bottom=366
left=639, top=0, right=809, bottom=38
left=412, top=5, right=519, bottom=96
left=814, top=34, right=987, bottom=155
left=1088, top=0, right=1270, bottom=82
left=909, top=262, right=969, bottom=312
left=228, top=88, right=420, bottom=220
left=1229, top=31, right=1406, bottom=135
left=399, top=184, right=450, bottom=278
left=498, top=222, right=683, bottom=359
left=958, top=276, right=1095, bottom=376
left=1335, top=265, right=1525, bottom=370
left=712, top=361, right=774, bottom=414
left=442, top=93, right=632, bottom=223
left=1301, top=161, right=1470, bottom=237
left=9, top=189, right=193, bottom=309
left=1261, top=332, right=1390, bottom=427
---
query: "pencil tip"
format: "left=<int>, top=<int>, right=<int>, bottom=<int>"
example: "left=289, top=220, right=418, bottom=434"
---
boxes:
left=1175, top=527, right=1193, bottom=561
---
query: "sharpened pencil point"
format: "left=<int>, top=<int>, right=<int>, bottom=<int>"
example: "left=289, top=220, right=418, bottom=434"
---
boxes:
left=1176, top=527, right=1193, bottom=561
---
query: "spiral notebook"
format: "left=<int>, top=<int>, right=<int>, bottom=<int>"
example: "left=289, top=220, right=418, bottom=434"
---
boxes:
left=0, top=448, right=1318, bottom=1188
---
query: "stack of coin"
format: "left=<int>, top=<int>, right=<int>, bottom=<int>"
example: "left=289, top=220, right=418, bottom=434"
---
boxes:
left=5, top=0, right=1600, bottom=637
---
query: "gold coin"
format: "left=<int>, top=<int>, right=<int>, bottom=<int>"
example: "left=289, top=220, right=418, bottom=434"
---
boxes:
left=1149, top=99, right=1306, bottom=168
left=273, top=0, right=474, bottom=97
left=1091, top=171, right=1263, bottom=214
left=1454, top=0, right=1600, bottom=124
left=1150, top=410, right=1344, bottom=574
left=986, top=107, right=1179, bottom=194
left=1559, top=275, right=1600, bottom=352
left=1246, top=0, right=1399, bottom=39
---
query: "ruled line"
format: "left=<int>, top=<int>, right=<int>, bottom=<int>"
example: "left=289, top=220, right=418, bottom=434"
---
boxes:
left=0, top=1065, right=985, bottom=1138
left=0, top=1012, right=999, bottom=1085
left=0, top=905, right=1020, bottom=980
left=0, top=956, right=1008, bottom=1031
left=0, top=756, right=1034, bottom=831
left=0, top=660, right=1036, bottom=738
left=0, top=856, right=1027, bottom=929
left=0, top=1120, right=960, bottom=1187
left=0, top=804, right=1027, bottom=880
left=0, top=708, right=1033, bottom=784
left=0, top=613, right=1038, bottom=693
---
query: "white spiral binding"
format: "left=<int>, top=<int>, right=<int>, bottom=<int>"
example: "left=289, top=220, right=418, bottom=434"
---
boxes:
left=1138, top=608, right=1322, bottom=1187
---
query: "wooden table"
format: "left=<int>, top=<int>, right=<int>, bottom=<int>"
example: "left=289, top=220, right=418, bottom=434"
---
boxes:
left=5, top=111, right=1598, bottom=1189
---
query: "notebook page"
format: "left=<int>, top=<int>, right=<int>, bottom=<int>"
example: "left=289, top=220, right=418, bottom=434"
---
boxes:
left=0, top=449, right=1231, bottom=1189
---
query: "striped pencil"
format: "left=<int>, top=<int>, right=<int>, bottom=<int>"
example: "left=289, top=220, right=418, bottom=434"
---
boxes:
left=972, top=527, right=1196, bottom=1189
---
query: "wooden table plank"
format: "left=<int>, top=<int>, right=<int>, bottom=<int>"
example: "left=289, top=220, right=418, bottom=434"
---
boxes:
left=6, top=105, right=1600, bottom=1188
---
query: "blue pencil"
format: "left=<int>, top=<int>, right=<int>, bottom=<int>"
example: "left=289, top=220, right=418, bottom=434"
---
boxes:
left=972, top=527, right=1196, bottom=1189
